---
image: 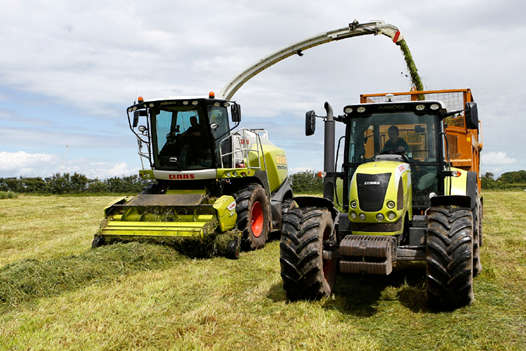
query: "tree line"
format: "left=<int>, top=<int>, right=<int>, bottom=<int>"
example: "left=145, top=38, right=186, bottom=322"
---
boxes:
left=481, top=171, right=526, bottom=190
left=1, top=170, right=523, bottom=195
left=0, top=173, right=148, bottom=194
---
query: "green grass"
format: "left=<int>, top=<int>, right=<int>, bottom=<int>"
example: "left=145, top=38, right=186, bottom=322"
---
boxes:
left=0, top=193, right=525, bottom=350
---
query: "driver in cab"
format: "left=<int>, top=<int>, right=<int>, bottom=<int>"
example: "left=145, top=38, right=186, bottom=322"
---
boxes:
left=382, top=125, right=408, bottom=154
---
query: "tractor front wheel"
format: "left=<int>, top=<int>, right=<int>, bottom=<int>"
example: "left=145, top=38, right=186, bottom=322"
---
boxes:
left=426, top=206, right=474, bottom=309
left=234, top=184, right=270, bottom=250
left=280, top=207, right=336, bottom=301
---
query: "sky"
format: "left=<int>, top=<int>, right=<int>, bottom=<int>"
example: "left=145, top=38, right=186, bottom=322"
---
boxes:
left=1, top=0, right=524, bottom=178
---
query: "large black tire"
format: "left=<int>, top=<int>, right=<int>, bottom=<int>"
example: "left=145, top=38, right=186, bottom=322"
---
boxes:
left=234, top=184, right=271, bottom=250
left=426, top=206, right=474, bottom=309
left=473, top=197, right=483, bottom=277
left=91, top=235, right=106, bottom=248
left=280, top=207, right=336, bottom=301
left=225, top=237, right=240, bottom=260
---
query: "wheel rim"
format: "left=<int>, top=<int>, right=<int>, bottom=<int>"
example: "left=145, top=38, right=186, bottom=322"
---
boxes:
left=250, top=201, right=264, bottom=237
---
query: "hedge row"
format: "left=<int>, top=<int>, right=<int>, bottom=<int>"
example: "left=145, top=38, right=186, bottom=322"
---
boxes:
left=0, top=173, right=149, bottom=194
left=1, top=170, right=522, bottom=195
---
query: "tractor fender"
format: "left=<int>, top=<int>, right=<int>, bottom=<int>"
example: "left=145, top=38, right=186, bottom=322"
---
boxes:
left=293, top=196, right=339, bottom=219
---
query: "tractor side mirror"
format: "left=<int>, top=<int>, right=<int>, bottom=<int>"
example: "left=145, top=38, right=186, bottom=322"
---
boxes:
left=305, top=110, right=316, bottom=136
left=231, top=103, right=241, bottom=123
left=133, top=110, right=147, bottom=128
left=465, top=102, right=478, bottom=129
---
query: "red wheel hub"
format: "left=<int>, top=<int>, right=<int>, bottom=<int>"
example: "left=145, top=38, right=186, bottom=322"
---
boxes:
left=250, top=201, right=264, bottom=237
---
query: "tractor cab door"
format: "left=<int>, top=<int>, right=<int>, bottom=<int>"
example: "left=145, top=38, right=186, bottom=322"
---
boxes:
left=208, top=104, right=232, bottom=168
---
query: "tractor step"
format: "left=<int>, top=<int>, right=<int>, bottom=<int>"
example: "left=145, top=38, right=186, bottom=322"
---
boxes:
left=338, top=235, right=396, bottom=275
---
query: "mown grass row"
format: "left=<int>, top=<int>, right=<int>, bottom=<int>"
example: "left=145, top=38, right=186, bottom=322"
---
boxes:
left=0, top=243, right=182, bottom=311
left=0, top=193, right=524, bottom=350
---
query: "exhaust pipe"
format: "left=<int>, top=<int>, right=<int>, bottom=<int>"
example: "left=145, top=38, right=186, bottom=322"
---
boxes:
left=323, top=102, right=335, bottom=201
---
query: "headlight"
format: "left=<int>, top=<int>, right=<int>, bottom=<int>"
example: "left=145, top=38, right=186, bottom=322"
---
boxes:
left=359, top=213, right=366, bottom=220
left=387, top=201, right=395, bottom=209
left=430, top=103, right=440, bottom=110
left=416, top=104, right=425, bottom=111
left=350, top=200, right=357, bottom=208
left=357, top=106, right=366, bottom=113
left=350, top=211, right=357, bottom=220
left=387, top=211, right=396, bottom=220
left=376, top=213, right=384, bottom=221
left=344, top=106, right=353, bottom=114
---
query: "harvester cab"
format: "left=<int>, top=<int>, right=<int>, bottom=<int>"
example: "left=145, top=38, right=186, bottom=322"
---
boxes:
left=280, top=89, right=483, bottom=309
left=93, top=93, right=292, bottom=258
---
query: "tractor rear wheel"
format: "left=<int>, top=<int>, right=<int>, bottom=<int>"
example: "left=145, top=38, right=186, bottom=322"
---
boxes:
left=473, top=199, right=483, bottom=277
left=426, top=206, right=474, bottom=309
left=280, top=207, right=336, bottom=301
left=235, top=184, right=270, bottom=250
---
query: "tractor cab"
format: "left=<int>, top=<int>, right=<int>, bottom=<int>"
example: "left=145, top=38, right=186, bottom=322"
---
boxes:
left=128, top=94, right=242, bottom=173
left=343, top=101, right=444, bottom=213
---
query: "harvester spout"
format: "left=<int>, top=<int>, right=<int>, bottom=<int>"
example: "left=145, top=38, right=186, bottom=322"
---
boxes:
left=220, top=20, right=416, bottom=100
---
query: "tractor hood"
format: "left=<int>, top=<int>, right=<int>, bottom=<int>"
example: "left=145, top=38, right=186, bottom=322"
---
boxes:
left=348, top=160, right=412, bottom=234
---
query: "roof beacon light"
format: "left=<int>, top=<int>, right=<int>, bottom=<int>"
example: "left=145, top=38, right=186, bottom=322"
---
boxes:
left=209, top=91, right=215, bottom=99
left=137, top=96, right=144, bottom=103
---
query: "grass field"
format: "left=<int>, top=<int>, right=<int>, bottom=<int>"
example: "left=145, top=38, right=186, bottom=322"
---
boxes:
left=0, top=192, right=525, bottom=350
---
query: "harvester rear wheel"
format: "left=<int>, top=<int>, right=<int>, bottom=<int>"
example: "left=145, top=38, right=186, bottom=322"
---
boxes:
left=235, top=184, right=270, bottom=250
left=280, top=207, right=335, bottom=301
left=426, top=206, right=474, bottom=309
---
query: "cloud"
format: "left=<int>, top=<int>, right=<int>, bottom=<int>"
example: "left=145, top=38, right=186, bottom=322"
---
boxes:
left=0, top=151, right=58, bottom=173
left=0, top=151, right=138, bottom=178
left=481, top=151, right=516, bottom=166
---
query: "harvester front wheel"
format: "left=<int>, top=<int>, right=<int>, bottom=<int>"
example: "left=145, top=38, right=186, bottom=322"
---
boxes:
left=280, top=207, right=336, bottom=301
left=426, top=206, right=474, bottom=309
left=235, top=184, right=270, bottom=250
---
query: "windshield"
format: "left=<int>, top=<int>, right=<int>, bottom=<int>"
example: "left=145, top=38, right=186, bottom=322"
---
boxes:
left=347, top=112, right=441, bottom=209
left=348, top=112, right=438, bottom=163
left=153, top=105, right=214, bottom=170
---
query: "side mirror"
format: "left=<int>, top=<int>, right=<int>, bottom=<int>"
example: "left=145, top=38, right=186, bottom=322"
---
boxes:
left=133, top=110, right=147, bottom=128
left=465, top=102, right=478, bottom=129
left=305, top=110, right=316, bottom=136
left=231, top=103, right=241, bottom=123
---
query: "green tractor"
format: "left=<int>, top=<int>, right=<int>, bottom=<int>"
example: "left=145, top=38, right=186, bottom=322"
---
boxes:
left=93, top=93, right=292, bottom=258
left=280, top=89, right=483, bottom=309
